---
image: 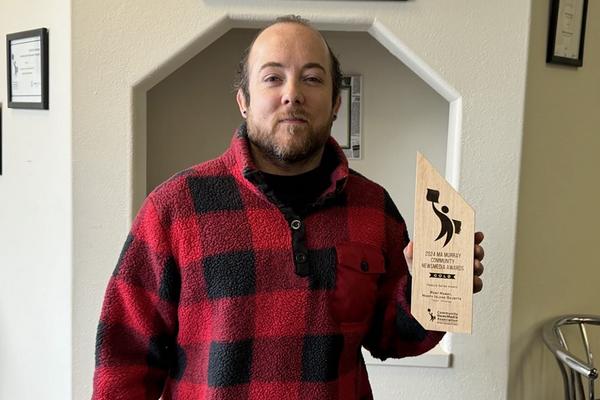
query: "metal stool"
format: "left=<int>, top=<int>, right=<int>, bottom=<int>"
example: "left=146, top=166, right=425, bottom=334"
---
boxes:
left=543, top=315, right=599, bottom=400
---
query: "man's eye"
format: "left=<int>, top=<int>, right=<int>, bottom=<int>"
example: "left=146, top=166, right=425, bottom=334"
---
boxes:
left=304, top=76, right=323, bottom=83
left=264, top=75, right=281, bottom=82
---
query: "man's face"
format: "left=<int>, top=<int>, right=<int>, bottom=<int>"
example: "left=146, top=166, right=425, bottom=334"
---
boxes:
left=237, top=23, right=341, bottom=166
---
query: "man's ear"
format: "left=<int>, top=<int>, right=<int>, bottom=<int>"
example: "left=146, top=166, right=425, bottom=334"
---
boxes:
left=236, top=89, right=248, bottom=118
left=333, top=95, right=342, bottom=116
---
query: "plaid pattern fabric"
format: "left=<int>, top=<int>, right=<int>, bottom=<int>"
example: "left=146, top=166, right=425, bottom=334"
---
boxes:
left=92, top=125, right=444, bottom=400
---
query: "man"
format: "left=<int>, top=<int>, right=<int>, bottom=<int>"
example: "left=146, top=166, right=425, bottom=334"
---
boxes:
left=93, top=16, right=484, bottom=399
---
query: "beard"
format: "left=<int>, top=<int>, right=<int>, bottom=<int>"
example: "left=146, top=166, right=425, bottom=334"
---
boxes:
left=246, top=110, right=335, bottom=166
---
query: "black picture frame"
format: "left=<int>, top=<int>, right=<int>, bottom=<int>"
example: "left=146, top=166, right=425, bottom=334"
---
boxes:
left=6, top=28, right=49, bottom=109
left=547, top=0, right=588, bottom=67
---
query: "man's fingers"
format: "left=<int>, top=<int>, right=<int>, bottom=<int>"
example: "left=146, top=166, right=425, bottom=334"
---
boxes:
left=475, top=231, right=484, bottom=245
left=473, top=232, right=484, bottom=294
left=475, top=244, right=485, bottom=261
left=474, top=259, right=484, bottom=276
left=474, top=232, right=485, bottom=260
left=473, top=277, right=483, bottom=293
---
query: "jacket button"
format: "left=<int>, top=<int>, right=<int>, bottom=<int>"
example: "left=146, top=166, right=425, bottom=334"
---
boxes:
left=295, top=252, right=307, bottom=264
left=290, top=219, right=302, bottom=230
left=360, top=260, right=369, bottom=272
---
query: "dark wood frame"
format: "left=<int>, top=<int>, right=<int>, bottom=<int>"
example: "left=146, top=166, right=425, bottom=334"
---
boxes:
left=7, top=28, right=49, bottom=109
left=547, top=0, right=589, bottom=67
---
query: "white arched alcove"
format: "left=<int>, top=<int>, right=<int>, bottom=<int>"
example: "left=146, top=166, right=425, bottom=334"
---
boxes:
left=132, top=14, right=462, bottom=368
left=131, top=15, right=462, bottom=208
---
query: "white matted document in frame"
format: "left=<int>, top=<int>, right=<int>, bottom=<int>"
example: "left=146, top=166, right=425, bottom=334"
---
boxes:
left=554, top=0, right=585, bottom=59
left=331, top=75, right=361, bottom=159
left=547, top=0, right=589, bottom=67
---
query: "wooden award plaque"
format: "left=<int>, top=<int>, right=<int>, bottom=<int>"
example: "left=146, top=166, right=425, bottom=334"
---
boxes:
left=412, top=153, right=474, bottom=333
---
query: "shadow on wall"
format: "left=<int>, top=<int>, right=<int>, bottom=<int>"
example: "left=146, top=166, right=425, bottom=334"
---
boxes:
left=509, top=321, right=564, bottom=400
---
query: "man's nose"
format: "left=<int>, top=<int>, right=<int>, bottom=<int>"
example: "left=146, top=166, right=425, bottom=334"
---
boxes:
left=281, top=80, right=304, bottom=105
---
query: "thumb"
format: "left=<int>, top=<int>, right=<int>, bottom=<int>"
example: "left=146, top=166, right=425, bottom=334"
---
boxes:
left=403, top=241, right=413, bottom=275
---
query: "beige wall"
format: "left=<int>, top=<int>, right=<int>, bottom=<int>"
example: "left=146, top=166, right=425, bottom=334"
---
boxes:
left=508, top=1, right=600, bottom=399
left=0, top=0, right=72, bottom=399
left=147, top=29, right=448, bottom=234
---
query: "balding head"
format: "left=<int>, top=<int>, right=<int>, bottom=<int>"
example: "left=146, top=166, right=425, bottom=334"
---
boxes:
left=234, top=16, right=342, bottom=107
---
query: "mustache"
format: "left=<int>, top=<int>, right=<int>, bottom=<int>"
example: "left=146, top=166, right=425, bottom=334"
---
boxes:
left=278, top=110, right=309, bottom=121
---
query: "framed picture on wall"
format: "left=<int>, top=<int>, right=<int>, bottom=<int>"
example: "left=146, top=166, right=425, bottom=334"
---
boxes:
left=331, top=75, right=362, bottom=160
left=6, top=28, right=49, bottom=109
left=547, top=0, right=589, bottom=67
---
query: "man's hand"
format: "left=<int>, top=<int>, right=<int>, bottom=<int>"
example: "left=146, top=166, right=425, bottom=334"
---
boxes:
left=472, top=232, right=484, bottom=293
left=403, top=232, right=485, bottom=293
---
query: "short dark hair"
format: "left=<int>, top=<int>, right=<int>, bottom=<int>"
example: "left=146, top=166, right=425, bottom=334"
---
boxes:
left=233, top=15, right=343, bottom=107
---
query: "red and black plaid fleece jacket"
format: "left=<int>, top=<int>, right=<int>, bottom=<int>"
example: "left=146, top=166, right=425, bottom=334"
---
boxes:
left=93, top=125, right=444, bottom=400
